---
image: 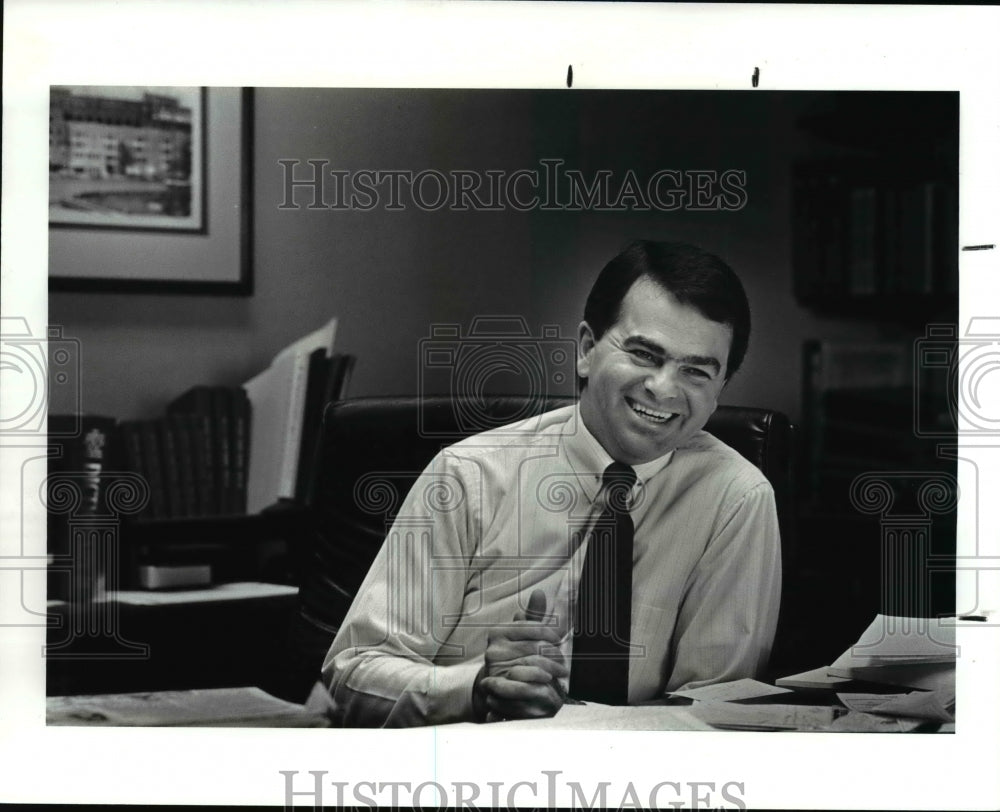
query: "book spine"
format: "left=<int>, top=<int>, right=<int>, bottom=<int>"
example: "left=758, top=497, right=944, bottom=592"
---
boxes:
left=231, top=387, right=250, bottom=515
left=138, top=420, right=168, bottom=520
left=167, top=386, right=214, bottom=418
left=117, top=421, right=149, bottom=519
left=189, top=414, right=216, bottom=516
left=278, top=353, right=310, bottom=501
left=157, top=419, right=183, bottom=519
left=171, top=415, right=199, bottom=518
left=168, top=386, right=218, bottom=515
left=213, top=388, right=234, bottom=515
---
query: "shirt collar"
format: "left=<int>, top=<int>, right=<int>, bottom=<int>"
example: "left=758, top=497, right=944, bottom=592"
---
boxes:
left=563, top=403, right=674, bottom=504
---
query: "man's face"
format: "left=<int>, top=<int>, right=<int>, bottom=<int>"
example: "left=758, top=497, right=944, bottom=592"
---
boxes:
left=577, top=276, right=733, bottom=465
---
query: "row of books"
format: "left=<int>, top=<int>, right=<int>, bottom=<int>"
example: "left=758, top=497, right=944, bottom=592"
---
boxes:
left=792, top=161, right=958, bottom=305
left=119, top=386, right=250, bottom=520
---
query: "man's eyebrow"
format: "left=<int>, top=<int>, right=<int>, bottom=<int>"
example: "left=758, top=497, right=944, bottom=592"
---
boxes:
left=625, top=335, right=722, bottom=374
left=624, top=335, right=666, bottom=355
left=679, top=354, right=722, bottom=375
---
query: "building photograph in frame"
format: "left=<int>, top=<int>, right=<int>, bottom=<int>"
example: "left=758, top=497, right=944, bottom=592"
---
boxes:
left=49, top=85, right=205, bottom=233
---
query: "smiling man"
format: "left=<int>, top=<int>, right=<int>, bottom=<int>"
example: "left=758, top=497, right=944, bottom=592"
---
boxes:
left=323, top=240, right=781, bottom=727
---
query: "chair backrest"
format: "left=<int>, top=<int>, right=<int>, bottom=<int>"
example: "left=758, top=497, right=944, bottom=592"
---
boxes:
left=284, top=395, right=793, bottom=701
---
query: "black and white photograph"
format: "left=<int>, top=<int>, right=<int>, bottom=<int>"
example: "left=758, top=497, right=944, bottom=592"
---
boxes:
left=2, top=3, right=999, bottom=811
left=49, top=86, right=204, bottom=232
left=48, top=87, right=250, bottom=293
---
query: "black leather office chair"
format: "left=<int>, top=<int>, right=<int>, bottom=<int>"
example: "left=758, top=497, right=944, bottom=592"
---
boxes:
left=282, top=395, right=794, bottom=702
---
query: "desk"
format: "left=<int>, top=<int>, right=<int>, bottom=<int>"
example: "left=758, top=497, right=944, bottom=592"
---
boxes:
left=46, top=582, right=299, bottom=698
left=47, top=685, right=329, bottom=727
left=449, top=699, right=951, bottom=733
left=47, top=687, right=952, bottom=732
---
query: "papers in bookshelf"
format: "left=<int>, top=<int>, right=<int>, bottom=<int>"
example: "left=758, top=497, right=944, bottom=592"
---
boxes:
left=243, top=317, right=337, bottom=513
left=112, top=581, right=297, bottom=606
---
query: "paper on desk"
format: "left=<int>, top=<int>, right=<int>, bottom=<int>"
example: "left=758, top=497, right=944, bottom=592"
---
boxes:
left=867, top=686, right=955, bottom=723
left=827, top=711, right=925, bottom=733
left=827, top=660, right=955, bottom=691
left=775, top=665, right=853, bottom=690
left=47, top=686, right=329, bottom=727
left=668, top=678, right=792, bottom=702
left=833, top=614, right=956, bottom=667
left=836, top=692, right=909, bottom=713
left=691, top=702, right=838, bottom=731
left=112, top=582, right=298, bottom=606
left=488, top=704, right=714, bottom=730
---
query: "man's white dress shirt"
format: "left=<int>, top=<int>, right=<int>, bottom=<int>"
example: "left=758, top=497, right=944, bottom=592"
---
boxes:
left=323, top=404, right=781, bottom=727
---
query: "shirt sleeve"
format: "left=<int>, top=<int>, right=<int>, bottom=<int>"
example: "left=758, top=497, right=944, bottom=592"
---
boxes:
left=665, top=481, right=782, bottom=691
left=321, top=452, right=485, bottom=727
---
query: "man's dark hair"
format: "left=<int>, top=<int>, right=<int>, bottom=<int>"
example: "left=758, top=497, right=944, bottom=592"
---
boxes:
left=583, top=239, right=751, bottom=381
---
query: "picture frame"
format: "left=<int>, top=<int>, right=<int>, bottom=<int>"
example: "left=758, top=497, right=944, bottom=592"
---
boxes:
left=49, top=86, right=207, bottom=233
left=48, top=87, right=253, bottom=295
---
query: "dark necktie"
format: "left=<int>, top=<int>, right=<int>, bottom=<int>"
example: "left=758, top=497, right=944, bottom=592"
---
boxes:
left=569, top=461, right=637, bottom=704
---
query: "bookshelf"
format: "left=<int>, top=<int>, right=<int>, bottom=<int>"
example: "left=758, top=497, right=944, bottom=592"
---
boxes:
left=791, top=157, right=957, bottom=322
left=48, top=354, right=355, bottom=595
left=119, top=502, right=316, bottom=589
left=790, top=92, right=958, bottom=324
left=785, top=96, right=960, bottom=665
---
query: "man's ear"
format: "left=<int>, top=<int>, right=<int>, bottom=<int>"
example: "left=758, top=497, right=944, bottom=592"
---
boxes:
left=577, top=320, right=596, bottom=380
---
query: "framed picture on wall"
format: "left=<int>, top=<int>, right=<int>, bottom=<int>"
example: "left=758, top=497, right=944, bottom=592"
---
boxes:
left=49, top=86, right=206, bottom=233
left=48, top=87, right=252, bottom=295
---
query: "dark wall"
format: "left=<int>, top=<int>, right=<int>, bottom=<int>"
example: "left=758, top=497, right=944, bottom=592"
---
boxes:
left=50, top=89, right=903, bottom=424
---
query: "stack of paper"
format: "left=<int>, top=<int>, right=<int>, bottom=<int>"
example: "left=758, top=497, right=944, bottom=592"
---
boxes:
left=668, top=677, right=793, bottom=703
left=691, top=702, right=840, bottom=731
left=826, top=614, right=956, bottom=690
left=243, top=317, right=338, bottom=513
left=774, top=614, right=958, bottom=730
left=779, top=614, right=957, bottom=691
